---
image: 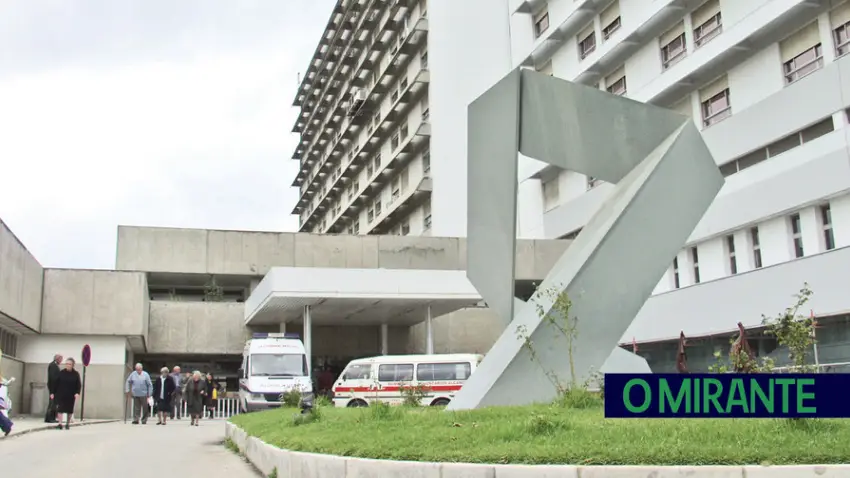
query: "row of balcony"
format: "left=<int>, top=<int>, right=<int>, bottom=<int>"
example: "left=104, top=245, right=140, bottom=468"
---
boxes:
left=291, top=17, right=429, bottom=202
left=297, top=96, right=432, bottom=234
left=294, top=13, right=428, bottom=170
left=292, top=0, right=417, bottom=141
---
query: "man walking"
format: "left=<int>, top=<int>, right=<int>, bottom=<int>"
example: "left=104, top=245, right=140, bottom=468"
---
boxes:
left=170, top=366, right=183, bottom=420
left=125, top=363, right=152, bottom=425
left=44, top=354, right=62, bottom=423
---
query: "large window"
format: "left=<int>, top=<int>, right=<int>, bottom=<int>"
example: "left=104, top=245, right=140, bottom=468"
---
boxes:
left=672, top=257, right=680, bottom=289
left=691, top=247, right=700, bottom=284
left=780, top=22, right=823, bottom=85
left=343, top=363, right=371, bottom=380
left=751, top=227, right=763, bottom=269
left=821, top=204, right=835, bottom=251
left=727, top=235, right=737, bottom=275
left=606, top=67, right=627, bottom=96
left=533, top=7, right=550, bottom=38
left=378, top=363, right=414, bottom=382
left=790, top=213, right=804, bottom=258
left=660, top=24, right=687, bottom=69
left=701, top=88, right=731, bottom=127
left=417, top=362, right=472, bottom=381
left=250, top=354, right=308, bottom=377
left=578, top=25, right=597, bottom=59
left=692, top=0, right=722, bottom=47
left=0, top=328, right=18, bottom=358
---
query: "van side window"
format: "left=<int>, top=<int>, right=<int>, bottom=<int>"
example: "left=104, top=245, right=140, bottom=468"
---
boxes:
left=416, top=362, right=472, bottom=381
left=378, top=364, right=414, bottom=382
left=344, top=364, right=372, bottom=380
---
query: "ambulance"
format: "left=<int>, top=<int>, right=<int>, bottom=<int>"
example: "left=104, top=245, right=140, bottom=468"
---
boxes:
left=237, top=333, right=312, bottom=413
left=331, top=353, right=482, bottom=408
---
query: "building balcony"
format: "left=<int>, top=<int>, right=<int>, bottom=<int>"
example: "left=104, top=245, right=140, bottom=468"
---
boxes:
left=367, top=177, right=433, bottom=235
left=292, top=65, right=430, bottom=216
left=623, top=245, right=850, bottom=343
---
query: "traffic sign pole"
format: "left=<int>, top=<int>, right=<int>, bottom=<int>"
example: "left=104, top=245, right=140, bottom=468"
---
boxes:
left=81, top=345, right=92, bottom=422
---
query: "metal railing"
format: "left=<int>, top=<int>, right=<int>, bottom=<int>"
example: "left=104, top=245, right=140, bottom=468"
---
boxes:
left=125, top=397, right=241, bottom=421
left=771, top=361, right=850, bottom=374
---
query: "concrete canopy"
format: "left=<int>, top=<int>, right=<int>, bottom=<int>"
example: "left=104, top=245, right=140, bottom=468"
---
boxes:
left=450, top=68, right=724, bottom=410
left=244, top=267, right=481, bottom=327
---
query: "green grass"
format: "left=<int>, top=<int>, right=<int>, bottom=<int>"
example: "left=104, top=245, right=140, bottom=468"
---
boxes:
left=230, top=401, right=850, bottom=466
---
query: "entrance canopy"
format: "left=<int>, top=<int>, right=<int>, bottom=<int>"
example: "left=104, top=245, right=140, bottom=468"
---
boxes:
left=244, top=267, right=482, bottom=327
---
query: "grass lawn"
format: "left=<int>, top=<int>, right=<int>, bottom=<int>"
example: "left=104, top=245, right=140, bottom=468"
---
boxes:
left=229, top=399, right=850, bottom=466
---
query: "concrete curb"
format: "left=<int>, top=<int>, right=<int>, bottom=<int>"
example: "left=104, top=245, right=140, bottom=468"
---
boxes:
left=0, top=419, right=120, bottom=441
left=225, top=421, right=850, bottom=478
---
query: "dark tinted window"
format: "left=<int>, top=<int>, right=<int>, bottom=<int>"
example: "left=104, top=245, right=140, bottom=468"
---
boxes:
left=416, top=362, right=472, bottom=381
left=378, top=364, right=414, bottom=382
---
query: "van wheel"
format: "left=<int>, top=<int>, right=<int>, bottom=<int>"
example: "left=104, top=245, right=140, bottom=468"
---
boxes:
left=347, top=399, right=368, bottom=408
left=430, top=398, right=450, bottom=407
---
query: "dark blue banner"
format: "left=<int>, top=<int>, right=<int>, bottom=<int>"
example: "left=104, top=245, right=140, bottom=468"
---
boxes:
left=604, top=373, right=850, bottom=418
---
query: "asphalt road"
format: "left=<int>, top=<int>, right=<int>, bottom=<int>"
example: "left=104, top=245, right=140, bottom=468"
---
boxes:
left=0, top=420, right=259, bottom=478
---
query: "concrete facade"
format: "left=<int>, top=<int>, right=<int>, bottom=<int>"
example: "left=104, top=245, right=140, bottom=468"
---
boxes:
left=0, top=217, right=569, bottom=418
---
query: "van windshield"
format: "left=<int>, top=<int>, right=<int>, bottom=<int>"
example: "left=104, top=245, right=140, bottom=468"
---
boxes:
left=250, top=354, right=307, bottom=377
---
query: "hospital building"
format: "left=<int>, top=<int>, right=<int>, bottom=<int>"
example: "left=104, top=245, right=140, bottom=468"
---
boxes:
left=2, top=0, right=850, bottom=419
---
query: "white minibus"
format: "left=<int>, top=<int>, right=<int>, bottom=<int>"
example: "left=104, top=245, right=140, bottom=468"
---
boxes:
left=237, top=333, right=312, bottom=413
left=332, top=353, right=482, bottom=408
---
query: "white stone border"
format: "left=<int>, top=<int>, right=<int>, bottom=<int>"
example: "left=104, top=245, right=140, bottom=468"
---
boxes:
left=225, top=422, right=850, bottom=478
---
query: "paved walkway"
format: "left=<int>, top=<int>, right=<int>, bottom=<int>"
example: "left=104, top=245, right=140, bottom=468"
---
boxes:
left=0, top=419, right=259, bottom=477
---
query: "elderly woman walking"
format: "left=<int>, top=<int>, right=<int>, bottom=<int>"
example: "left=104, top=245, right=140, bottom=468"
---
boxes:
left=153, top=367, right=176, bottom=425
left=53, top=358, right=81, bottom=430
left=184, top=371, right=207, bottom=426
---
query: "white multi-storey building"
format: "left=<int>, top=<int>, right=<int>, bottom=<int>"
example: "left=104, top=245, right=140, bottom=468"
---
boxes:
left=291, top=0, right=433, bottom=237
left=291, top=0, right=850, bottom=372
left=506, top=0, right=850, bottom=371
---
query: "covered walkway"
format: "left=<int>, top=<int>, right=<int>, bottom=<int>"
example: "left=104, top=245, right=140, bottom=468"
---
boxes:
left=245, top=267, right=482, bottom=368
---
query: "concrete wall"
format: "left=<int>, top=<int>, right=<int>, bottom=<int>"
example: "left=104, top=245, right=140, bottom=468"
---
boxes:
left=148, top=302, right=248, bottom=354
left=115, top=226, right=569, bottom=280
left=409, top=308, right=502, bottom=355
left=0, top=355, right=24, bottom=416
left=16, top=335, right=129, bottom=419
left=40, top=270, right=149, bottom=341
left=0, top=219, right=43, bottom=332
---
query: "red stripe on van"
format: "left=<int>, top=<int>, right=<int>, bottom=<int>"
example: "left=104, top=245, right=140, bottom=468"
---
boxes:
left=334, top=384, right=463, bottom=393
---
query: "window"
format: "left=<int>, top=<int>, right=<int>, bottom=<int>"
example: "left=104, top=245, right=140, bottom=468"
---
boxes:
left=421, top=106, right=430, bottom=122
left=606, top=66, right=627, bottom=96
left=353, top=221, right=359, bottom=235
left=821, top=204, right=835, bottom=251
left=420, top=49, right=428, bottom=69
left=422, top=148, right=430, bottom=174
left=391, top=131, right=400, bottom=150
left=780, top=22, right=823, bottom=85
left=250, top=353, right=308, bottom=377
left=672, top=257, right=680, bottom=289
left=343, top=363, right=371, bottom=380
left=373, top=153, right=381, bottom=171
left=719, top=117, right=834, bottom=177
left=375, top=198, right=382, bottom=216
left=378, top=363, right=414, bottom=382
left=692, top=0, right=722, bottom=47
left=601, top=1, right=621, bottom=40
left=401, top=221, right=410, bottom=235
left=831, top=2, right=850, bottom=57
left=0, top=328, right=18, bottom=358
left=790, top=213, right=804, bottom=258
left=578, top=25, right=596, bottom=59
left=751, top=227, right=762, bottom=269
left=423, top=202, right=432, bottom=230
left=727, top=235, right=737, bottom=275
left=533, top=7, right=550, bottom=38
left=542, top=177, right=559, bottom=211
left=417, top=362, right=472, bottom=381
left=367, top=206, right=375, bottom=223
left=691, top=247, right=700, bottom=284
left=660, top=24, right=687, bottom=69
left=701, top=88, right=731, bottom=127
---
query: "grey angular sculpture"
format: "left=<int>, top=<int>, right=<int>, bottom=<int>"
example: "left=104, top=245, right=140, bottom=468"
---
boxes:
left=448, top=68, right=724, bottom=410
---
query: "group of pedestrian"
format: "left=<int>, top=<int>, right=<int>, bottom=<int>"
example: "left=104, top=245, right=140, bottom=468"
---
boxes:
left=44, top=354, right=82, bottom=431
left=125, top=364, right=220, bottom=426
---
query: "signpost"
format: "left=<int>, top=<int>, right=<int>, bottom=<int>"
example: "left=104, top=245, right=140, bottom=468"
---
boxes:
left=81, top=344, right=91, bottom=421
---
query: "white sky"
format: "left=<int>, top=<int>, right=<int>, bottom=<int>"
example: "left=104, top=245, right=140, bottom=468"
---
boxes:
left=0, top=0, right=332, bottom=269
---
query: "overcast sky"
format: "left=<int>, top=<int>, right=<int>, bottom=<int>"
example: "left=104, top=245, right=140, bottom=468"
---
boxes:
left=0, top=0, right=331, bottom=269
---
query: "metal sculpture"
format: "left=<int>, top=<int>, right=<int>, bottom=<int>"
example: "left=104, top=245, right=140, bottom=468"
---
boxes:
left=449, top=68, right=724, bottom=410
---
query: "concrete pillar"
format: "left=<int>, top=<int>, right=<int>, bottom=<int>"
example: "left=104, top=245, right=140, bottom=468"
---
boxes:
left=279, top=322, right=287, bottom=334
left=425, top=305, right=434, bottom=355
left=381, top=324, right=389, bottom=355
left=303, top=305, right=312, bottom=374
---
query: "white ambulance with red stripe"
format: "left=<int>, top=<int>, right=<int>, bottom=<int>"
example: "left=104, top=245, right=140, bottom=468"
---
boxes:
left=331, top=354, right=483, bottom=408
left=237, top=333, right=313, bottom=413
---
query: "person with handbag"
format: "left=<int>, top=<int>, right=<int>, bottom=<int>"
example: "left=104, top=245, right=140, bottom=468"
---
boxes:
left=44, top=354, right=62, bottom=423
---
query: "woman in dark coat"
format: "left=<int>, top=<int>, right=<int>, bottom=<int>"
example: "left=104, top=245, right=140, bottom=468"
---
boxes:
left=52, top=358, right=81, bottom=430
left=153, top=367, right=176, bottom=425
left=184, top=371, right=206, bottom=426
left=204, top=373, right=220, bottom=419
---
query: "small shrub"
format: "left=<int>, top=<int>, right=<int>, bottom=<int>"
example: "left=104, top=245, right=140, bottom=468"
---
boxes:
left=224, top=438, right=239, bottom=453
left=268, top=467, right=278, bottom=478
left=281, top=389, right=303, bottom=408
left=369, top=400, right=400, bottom=420
left=554, top=387, right=602, bottom=409
left=399, top=382, right=430, bottom=407
left=314, top=395, right=333, bottom=408
left=527, top=413, right=570, bottom=435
